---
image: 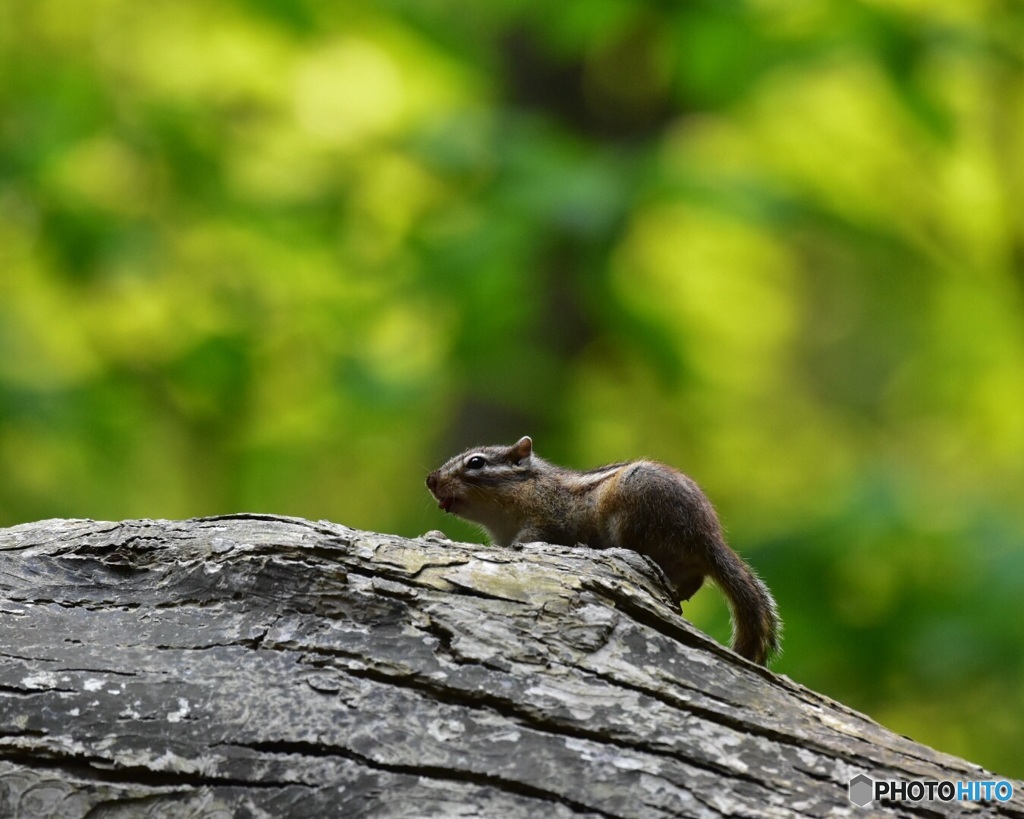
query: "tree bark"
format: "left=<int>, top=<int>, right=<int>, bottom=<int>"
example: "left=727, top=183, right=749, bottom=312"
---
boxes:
left=0, top=515, right=1020, bottom=818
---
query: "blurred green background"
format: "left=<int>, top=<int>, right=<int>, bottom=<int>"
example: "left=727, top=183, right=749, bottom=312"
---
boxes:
left=2, top=0, right=1023, bottom=779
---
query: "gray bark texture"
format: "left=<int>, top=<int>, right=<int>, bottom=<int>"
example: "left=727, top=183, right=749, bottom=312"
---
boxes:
left=0, top=515, right=1021, bottom=819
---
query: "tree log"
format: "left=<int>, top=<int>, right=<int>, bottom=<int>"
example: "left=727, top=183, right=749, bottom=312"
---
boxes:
left=0, top=515, right=1020, bottom=818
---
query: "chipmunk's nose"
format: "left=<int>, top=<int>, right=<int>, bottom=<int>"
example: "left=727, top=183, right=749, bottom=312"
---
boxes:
left=426, top=472, right=438, bottom=492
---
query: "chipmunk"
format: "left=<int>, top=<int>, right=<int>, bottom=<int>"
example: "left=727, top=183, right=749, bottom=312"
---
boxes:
left=426, top=436, right=781, bottom=665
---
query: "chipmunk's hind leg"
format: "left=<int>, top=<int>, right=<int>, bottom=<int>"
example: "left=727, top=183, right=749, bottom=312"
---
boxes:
left=674, top=570, right=705, bottom=601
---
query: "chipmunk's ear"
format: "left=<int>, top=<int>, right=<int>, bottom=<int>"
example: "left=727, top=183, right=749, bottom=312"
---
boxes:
left=511, top=436, right=533, bottom=465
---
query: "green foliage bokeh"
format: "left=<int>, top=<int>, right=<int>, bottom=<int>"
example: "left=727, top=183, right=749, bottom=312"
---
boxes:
left=2, top=0, right=1023, bottom=779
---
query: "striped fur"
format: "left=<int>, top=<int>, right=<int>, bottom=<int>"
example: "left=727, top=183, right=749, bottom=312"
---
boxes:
left=427, top=436, right=781, bottom=665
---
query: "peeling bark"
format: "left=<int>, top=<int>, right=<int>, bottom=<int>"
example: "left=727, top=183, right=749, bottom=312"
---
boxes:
left=0, top=515, right=1021, bottom=818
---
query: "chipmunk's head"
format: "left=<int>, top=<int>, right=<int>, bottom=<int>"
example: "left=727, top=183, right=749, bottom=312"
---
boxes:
left=426, top=436, right=534, bottom=538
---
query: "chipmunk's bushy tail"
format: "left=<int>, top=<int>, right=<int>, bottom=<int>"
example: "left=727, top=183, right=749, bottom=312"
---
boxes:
left=707, top=543, right=781, bottom=665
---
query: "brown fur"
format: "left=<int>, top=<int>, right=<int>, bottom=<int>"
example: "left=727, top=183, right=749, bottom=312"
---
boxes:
left=427, top=437, right=781, bottom=665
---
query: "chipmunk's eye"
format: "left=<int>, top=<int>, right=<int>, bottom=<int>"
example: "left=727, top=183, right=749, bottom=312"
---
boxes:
left=466, top=455, right=486, bottom=470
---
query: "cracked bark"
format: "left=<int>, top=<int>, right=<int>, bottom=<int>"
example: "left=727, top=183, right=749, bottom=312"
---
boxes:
left=0, top=515, right=1021, bottom=818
